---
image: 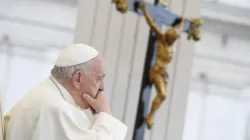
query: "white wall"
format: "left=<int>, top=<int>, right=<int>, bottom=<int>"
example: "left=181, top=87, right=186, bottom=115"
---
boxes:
left=0, top=0, right=77, bottom=113
left=183, top=29, right=250, bottom=140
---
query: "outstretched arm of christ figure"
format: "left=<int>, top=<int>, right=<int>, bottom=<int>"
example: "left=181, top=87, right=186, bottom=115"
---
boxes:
left=112, top=0, right=129, bottom=14
left=188, top=19, right=202, bottom=41
left=176, top=18, right=186, bottom=35
left=139, top=2, right=163, bottom=37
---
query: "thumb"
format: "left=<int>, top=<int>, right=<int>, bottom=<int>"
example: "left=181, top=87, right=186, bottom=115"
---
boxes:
left=82, top=93, right=95, bottom=106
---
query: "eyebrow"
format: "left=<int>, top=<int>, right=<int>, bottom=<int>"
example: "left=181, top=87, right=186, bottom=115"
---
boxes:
left=97, top=74, right=105, bottom=78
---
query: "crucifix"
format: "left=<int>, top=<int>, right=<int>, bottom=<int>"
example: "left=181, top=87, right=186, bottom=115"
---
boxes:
left=112, top=0, right=202, bottom=140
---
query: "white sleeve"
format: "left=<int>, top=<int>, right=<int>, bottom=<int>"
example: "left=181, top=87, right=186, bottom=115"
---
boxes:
left=31, top=107, right=127, bottom=140
left=94, top=112, right=128, bottom=140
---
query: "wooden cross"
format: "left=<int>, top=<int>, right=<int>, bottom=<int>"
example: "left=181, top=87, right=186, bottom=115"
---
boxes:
left=112, top=0, right=202, bottom=140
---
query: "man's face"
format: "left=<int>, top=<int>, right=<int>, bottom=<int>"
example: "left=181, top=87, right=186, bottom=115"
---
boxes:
left=73, top=55, right=105, bottom=109
left=82, top=56, right=105, bottom=97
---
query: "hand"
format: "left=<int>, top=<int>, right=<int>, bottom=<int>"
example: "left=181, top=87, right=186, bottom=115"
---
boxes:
left=191, top=19, right=202, bottom=27
left=139, top=2, right=146, bottom=9
left=90, top=107, right=97, bottom=115
left=82, top=91, right=112, bottom=115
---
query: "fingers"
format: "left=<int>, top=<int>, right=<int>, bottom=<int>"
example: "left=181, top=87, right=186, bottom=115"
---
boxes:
left=96, top=90, right=105, bottom=99
left=95, top=89, right=103, bottom=98
left=83, top=91, right=111, bottom=115
left=90, top=107, right=97, bottom=115
left=82, top=93, right=96, bottom=106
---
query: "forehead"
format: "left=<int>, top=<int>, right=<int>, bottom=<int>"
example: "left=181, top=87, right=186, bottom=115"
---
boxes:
left=92, top=55, right=105, bottom=75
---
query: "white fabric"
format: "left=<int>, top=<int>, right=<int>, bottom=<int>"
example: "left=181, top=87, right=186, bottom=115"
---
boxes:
left=4, top=77, right=127, bottom=140
left=0, top=88, right=3, bottom=140
left=55, top=44, right=99, bottom=67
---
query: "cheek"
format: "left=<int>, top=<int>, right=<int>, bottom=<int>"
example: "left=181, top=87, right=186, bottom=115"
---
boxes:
left=94, top=81, right=101, bottom=91
left=89, top=79, right=100, bottom=96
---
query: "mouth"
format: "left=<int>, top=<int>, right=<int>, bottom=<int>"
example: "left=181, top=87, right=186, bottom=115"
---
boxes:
left=95, top=89, right=104, bottom=98
left=99, top=88, right=104, bottom=92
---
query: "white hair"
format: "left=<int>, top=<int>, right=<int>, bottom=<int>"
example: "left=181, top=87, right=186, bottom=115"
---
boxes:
left=51, top=59, right=94, bottom=80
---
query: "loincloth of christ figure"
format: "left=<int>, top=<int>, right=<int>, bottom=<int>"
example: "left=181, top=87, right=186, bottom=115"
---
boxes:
left=139, top=1, right=188, bottom=129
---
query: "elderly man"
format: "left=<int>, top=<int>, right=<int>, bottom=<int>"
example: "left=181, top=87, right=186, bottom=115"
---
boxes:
left=4, top=44, right=127, bottom=140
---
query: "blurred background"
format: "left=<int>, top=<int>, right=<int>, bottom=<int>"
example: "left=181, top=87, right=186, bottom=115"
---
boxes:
left=184, top=0, right=250, bottom=140
left=0, top=0, right=78, bottom=112
left=0, top=0, right=250, bottom=140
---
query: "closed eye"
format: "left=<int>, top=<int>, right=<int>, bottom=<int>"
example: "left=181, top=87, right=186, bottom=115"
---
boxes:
left=97, top=76, right=104, bottom=81
left=100, top=74, right=106, bottom=79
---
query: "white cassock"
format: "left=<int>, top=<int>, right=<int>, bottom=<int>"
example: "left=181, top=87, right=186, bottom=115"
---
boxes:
left=0, top=88, right=4, bottom=140
left=4, top=76, right=127, bottom=140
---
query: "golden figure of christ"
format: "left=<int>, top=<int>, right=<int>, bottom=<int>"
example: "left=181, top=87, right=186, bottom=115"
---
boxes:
left=111, top=0, right=202, bottom=130
left=139, top=2, right=186, bottom=129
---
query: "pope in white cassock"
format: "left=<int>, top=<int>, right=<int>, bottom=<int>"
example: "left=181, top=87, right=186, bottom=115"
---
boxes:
left=4, top=44, right=128, bottom=140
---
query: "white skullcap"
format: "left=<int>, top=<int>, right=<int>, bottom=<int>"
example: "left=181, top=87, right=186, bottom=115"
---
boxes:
left=55, top=44, right=99, bottom=67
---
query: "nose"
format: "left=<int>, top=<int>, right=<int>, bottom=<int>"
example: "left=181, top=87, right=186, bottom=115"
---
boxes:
left=99, top=80, right=104, bottom=91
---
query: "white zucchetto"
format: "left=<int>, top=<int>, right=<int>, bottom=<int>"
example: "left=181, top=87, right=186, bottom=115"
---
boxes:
left=55, top=44, right=99, bottom=67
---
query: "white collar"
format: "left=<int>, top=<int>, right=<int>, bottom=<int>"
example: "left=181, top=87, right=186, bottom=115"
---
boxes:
left=50, top=76, right=82, bottom=109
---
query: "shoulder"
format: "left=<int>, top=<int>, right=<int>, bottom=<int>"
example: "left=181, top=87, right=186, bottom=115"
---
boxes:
left=20, top=78, right=63, bottom=108
left=40, top=102, right=90, bottom=126
left=30, top=78, right=57, bottom=94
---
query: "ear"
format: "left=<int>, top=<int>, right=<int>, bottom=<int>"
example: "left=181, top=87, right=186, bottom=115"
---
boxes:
left=72, top=70, right=81, bottom=89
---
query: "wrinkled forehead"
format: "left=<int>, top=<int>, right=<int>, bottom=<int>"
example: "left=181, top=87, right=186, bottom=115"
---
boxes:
left=92, top=55, right=106, bottom=75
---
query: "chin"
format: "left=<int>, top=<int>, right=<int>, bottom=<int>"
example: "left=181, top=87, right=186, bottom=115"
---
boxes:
left=78, top=103, right=91, bottom=110
left=82, top=105, right=90, bottom=110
